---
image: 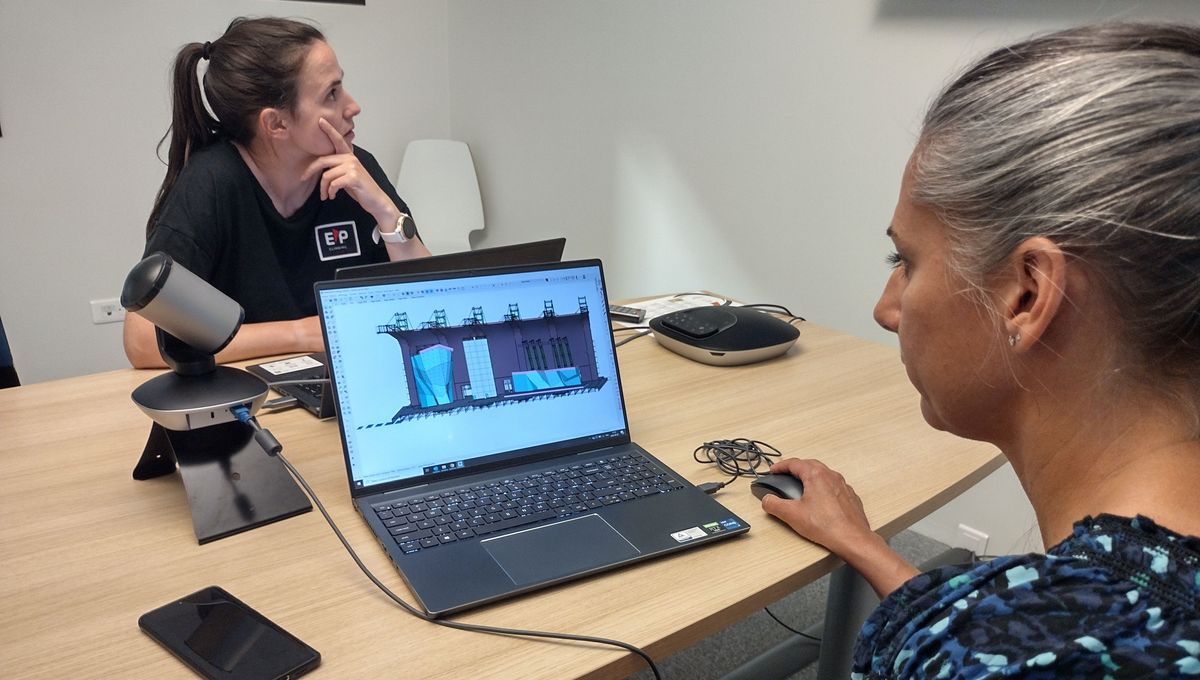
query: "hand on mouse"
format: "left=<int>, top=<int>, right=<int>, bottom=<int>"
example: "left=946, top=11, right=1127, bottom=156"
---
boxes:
left=762, top=458, right=922, bottom=599
left=760, top=458, right=875, bottom=556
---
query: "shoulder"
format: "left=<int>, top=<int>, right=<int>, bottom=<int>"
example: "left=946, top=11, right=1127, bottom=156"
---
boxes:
left=157, top=142, right=255, bottom=224
left=180, top=141, right=243, bottom=177
left=167, top=142, right=250, bottom=200
left=149, top=143, right=250, bottom=265
left=853, top=516, right=1200, bottom=677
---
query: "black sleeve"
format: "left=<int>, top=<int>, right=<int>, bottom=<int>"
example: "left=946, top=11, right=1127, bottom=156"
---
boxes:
left=143, top=224, right=214, bottom=280
left=143, top=158, right=225, bottom=280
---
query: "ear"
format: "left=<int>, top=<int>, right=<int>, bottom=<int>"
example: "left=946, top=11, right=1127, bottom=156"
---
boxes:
left=996, top=236, right=1067, bottom=350
left=257, top=108, right=290, bottom=141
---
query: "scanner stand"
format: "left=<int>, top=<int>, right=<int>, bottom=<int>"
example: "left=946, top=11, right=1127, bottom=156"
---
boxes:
left=133, top=422, right=311, bottom=544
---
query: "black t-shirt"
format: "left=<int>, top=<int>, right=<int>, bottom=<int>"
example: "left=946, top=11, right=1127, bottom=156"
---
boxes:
left=144, top=141, right=409, bottom=322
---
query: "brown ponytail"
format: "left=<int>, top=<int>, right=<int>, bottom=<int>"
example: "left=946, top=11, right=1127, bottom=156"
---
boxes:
left=146, top=17, right=325, bottom=236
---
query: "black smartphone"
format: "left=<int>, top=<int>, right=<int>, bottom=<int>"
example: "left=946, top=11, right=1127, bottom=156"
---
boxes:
left=139, top=586, right=320, bottom=680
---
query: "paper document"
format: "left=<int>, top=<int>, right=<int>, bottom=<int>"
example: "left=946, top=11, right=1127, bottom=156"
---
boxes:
left=615, top=293, right=736, bottom=327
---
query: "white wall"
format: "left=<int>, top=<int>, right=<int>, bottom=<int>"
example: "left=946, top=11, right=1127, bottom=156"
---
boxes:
left=0, top=0, right=449, bottom=384
left=442, top=0, right=1200, bottom=553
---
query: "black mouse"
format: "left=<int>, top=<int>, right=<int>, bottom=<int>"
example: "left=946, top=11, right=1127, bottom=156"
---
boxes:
left=750, top=474, right=805, bottom=500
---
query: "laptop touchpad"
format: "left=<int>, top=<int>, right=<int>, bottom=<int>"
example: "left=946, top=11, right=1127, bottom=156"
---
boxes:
left=482, top=514, right=641, bottom=585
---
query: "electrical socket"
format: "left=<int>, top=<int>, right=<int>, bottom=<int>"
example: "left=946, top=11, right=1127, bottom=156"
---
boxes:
left=957, top=523, right=990, bottom=557
left=90, top=298, right=126, bottom=325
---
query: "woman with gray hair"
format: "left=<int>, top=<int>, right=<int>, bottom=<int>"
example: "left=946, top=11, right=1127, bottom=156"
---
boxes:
left=764, top=23, right=1200, bottom=676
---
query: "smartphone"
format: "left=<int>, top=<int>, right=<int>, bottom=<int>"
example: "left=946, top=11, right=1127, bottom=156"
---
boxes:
left=139, top=586, right=320, bottom=680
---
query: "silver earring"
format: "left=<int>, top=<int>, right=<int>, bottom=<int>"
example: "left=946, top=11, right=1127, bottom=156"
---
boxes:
left=1008, top=333, right=1020, bottom=347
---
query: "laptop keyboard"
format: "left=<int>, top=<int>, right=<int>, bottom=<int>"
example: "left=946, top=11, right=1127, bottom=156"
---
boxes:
left=371, top=453, right=686, bottom=555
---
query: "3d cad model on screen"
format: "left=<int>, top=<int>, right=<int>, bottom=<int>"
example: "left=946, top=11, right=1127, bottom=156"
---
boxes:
left=361, top=297, right=607, bottom=428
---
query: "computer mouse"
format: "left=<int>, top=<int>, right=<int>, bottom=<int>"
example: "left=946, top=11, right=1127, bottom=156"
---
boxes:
left=750, top=474, right=805, bottom=501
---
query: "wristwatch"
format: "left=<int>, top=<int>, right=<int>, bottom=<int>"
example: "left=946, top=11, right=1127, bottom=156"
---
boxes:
left=378, top=212, right=417, bottom=244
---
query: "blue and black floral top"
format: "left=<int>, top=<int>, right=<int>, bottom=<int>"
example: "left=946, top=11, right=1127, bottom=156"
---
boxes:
left=852, top=515, right=1200, bottom=678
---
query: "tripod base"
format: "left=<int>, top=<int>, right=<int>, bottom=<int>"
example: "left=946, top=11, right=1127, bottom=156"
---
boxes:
left=134, top=422, right=311, bottom=544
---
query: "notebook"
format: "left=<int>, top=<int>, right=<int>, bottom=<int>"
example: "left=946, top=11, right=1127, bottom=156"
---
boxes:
left=333, top=237, right=566, bottom=280
left=247, top=238, right=567, bottom=419
left=314, top=259, right=749, bottom=615
left=246, top=353, right=335, bottom=419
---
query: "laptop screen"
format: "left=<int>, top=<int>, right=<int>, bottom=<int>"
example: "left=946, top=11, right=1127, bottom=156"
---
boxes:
left=316, top=260, right=630, bottom=492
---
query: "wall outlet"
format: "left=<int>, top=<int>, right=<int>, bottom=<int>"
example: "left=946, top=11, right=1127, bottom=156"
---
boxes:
left=90, top=298, right=126, bottom=324
left=957, top=523, right=990, bottom=557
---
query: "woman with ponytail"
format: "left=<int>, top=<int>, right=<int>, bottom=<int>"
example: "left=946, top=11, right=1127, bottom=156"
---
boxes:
left=124, top=17, right=429, bottom=368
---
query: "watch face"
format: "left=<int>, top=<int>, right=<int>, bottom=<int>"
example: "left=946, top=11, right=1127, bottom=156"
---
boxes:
left=401, top=214, right=417, bottom=239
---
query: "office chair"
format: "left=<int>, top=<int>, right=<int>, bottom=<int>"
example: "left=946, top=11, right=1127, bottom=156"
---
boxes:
left=395, top=139, right=485, bottom=255
left=0, top=315, right=18, bottom=388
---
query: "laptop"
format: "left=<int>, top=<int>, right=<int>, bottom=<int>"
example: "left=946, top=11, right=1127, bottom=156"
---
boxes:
left=246, top=238, right=567, bottom=419
left=333, top=236, right=566, bottom=280
left=246, top=353, right=336, bottom=419
left=314, top=260, right=750, bottom=615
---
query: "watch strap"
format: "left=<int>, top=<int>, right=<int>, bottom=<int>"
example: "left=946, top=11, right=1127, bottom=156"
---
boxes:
left=376, top=213, right=416, bottom=244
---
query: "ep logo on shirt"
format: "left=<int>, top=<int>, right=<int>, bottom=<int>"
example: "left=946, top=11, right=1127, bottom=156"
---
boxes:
left=315, top=221, right=361, bottom=261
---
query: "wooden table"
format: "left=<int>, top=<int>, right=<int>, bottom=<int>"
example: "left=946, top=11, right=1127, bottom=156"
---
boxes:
left=0, top=321, right=1001, bottom=679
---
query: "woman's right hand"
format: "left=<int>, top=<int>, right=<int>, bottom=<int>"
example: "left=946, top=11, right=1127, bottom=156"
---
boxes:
left=761, top=457, right=919, bottom=599
left=760, top=458, right=875, bottom=554
left=303, top=118, right=396, bottom=225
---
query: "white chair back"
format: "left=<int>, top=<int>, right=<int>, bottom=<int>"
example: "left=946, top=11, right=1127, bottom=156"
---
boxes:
left=395, top=139, right=485, bottom=254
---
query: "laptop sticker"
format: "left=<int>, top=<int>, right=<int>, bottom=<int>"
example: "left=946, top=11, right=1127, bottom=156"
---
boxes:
left=671, top=527, right=708, bottom=543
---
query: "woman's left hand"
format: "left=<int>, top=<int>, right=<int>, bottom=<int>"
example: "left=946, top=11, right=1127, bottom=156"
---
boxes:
left=302, top=118, right=397, bottom=225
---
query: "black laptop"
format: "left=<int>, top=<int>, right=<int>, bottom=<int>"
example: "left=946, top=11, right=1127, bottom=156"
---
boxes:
left=246, top=353, right=337, bottom=419
left=334, top=236, right=565, bottom=280
left=314, top=259, right=749, bottom=615
left=247, top=238, right=567, bottom=419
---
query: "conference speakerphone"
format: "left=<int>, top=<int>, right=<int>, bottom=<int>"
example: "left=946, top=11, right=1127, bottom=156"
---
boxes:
left=650, top=306, right=800, bottom=366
